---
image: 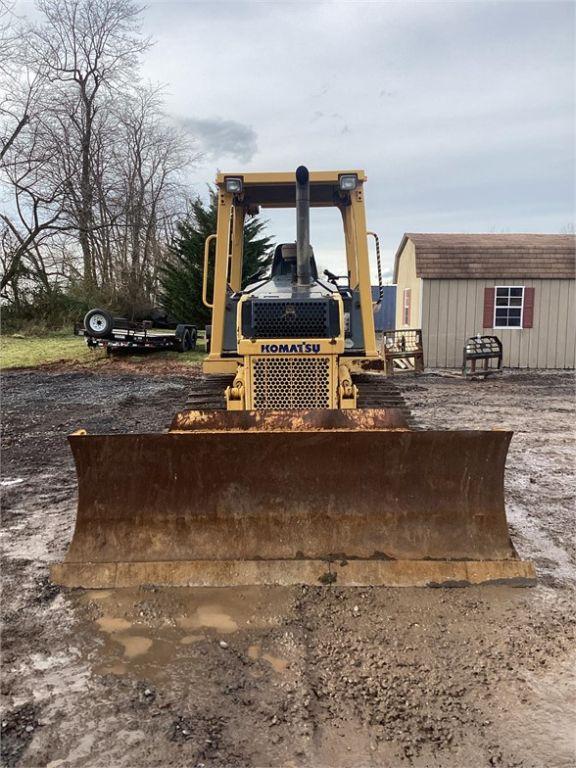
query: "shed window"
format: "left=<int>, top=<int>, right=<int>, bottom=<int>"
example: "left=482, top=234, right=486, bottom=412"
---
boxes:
left=494, top=286, right=524, bottom=328
left=403, top=288, right=411, bottom=326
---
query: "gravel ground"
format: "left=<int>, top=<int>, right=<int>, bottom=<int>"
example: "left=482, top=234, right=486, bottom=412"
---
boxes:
left=1, top=365, right=575, bottom=768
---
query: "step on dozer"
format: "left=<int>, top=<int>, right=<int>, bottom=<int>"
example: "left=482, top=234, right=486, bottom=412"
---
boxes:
left=52, top=167, right=535, bottom=589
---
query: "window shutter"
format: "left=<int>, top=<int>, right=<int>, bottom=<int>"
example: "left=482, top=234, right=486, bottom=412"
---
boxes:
left=523, top=287, right=535, bottom=328
left=483, top=287, right=495, bottom=328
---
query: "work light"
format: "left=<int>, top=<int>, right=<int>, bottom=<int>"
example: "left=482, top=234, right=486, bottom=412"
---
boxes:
left=225, top=177, right=243, bottom=194
left=339, top=174, right=358, bottom=191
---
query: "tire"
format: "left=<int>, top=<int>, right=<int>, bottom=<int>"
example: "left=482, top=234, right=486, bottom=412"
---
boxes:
left=189, top=330, right=197, bottom=351
left=84, top=308, right=114, bottom=338
left=178, top=329, right=192, bottom=353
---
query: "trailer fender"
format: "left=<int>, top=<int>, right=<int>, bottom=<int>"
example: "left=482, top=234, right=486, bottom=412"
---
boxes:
left=174, top=323, right=187, bottom=341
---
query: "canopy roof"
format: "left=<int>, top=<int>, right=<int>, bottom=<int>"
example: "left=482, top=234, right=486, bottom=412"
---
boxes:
left=215, top=170, right=366, bottom=208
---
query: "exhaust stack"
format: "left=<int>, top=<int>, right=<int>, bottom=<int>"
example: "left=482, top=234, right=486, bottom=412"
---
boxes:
left=295, top=165, right=312, bottom=286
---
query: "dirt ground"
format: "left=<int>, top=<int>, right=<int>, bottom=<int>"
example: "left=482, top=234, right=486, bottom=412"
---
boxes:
left=1, top=362, right=575, bottom=768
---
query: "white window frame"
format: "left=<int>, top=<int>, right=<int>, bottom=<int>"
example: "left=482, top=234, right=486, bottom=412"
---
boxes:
left=493, top=285, right=525, bottom=330
left=403, top=288, right=411, bottom=326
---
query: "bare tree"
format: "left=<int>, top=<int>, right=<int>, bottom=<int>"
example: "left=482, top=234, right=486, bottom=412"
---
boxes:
left=108, top=86, right=197, bottom=310
left=0, top=110, right=77, bottom=295
left=1, top=0, right=197, bottom=320
left=0, top=9, right=70, bottom=297
left=28, top=0, right=151, bottom=288
left=0, top=0, right=27, bottom=160
left=0, top=2, right=51, bottom=163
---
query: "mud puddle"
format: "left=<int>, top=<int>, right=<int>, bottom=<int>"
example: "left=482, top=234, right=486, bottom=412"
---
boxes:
left=176, top=604, right=238, bottom=633
left=247, top=644, right=289, bottom=673
left=75, top=586, right=294, bottom=689
left=96, top=616, right=132, bottom=633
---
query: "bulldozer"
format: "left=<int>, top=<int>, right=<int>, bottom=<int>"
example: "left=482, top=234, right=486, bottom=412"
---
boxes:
left=52, top=167, right=535, bottom=588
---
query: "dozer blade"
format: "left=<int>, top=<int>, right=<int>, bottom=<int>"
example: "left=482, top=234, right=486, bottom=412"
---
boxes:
left=51, top=409, right=535, bottom=588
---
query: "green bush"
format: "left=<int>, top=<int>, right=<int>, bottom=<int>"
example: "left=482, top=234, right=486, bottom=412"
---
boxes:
left=1, top=288, right=89, bottom=334
left=1, top=283, right=157, bottom=335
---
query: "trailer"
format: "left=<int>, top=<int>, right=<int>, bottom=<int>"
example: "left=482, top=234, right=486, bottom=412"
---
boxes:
left=76, top=308, right=198, bottom=354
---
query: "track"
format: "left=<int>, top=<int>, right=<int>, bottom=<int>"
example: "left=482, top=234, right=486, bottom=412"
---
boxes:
left=354, top=373, right=417, bottom=427
left=184, top=372, right=417, bottom=427
left=184, top=375, right=232, bottom=411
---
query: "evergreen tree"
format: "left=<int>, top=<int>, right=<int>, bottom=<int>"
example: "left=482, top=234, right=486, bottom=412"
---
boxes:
left=159, top=189, right=273, bottom=325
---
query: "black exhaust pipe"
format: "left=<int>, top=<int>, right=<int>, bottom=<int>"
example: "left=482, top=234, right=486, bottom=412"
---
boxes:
left=295, top=165, right=312, bottom=287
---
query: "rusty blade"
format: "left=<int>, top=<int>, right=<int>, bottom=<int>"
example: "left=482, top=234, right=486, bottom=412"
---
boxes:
left=170, top=407, right=409, bottom=432
left=59, top=426, right=517, bottom=570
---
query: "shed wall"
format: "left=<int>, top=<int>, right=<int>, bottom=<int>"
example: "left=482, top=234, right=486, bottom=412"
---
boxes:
left=422, top=278, right=576, bottom=369
left=394, top=240, right=422, bottom=329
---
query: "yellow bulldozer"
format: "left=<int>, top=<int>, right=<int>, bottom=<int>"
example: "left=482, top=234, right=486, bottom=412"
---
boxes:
left=52, top=167, right=535, bottom=588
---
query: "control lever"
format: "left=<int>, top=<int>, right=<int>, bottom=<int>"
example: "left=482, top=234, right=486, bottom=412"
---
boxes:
left=323, top=269, right=348, bottom=284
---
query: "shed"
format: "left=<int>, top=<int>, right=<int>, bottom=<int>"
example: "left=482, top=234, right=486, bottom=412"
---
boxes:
left=393, top=233, right=576, bottom=369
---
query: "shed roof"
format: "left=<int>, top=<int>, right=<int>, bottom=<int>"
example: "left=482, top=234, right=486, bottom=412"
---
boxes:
left=393, top=233, right=575, bottom=281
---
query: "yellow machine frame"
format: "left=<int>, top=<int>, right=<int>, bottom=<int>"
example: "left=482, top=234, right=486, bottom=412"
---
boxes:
left=52, top=166, right=536, bottom=588
left=202, top=170, right=382, bottom=410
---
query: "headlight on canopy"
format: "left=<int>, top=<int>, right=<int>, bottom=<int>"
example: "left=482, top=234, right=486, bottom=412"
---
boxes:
left=339, top=173, right=358, bottom=191
left=225, top=177, right=243, bottom=194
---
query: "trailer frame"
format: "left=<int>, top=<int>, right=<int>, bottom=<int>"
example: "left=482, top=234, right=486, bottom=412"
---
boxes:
left=75, top=319, right=198, bottom=354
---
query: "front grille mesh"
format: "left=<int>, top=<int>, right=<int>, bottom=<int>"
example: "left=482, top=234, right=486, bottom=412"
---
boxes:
left=252, top=356, right=331, bottom=409
left=252, top=301, right=328, bottom=338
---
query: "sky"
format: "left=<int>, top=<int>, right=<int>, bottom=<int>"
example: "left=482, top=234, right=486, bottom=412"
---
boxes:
left=137, top=0, right=575, bottom=279
left=14, top=0, right=576, bottom=279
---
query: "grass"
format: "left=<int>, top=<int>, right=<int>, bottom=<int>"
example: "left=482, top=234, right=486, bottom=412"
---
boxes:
left=1, top=333, right=98, bottom=369
left=0, top=331, right=207, bottom=371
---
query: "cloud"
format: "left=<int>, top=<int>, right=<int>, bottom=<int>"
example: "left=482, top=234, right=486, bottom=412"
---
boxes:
left=140, top=0, right=574, bottom=275
left=179, top=117, right=258, bottom=163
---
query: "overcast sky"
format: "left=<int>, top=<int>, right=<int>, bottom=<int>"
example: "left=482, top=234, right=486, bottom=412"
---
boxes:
left=14, top=0, right=575, bottom=278
left=137, top=0, right=574, bottom=278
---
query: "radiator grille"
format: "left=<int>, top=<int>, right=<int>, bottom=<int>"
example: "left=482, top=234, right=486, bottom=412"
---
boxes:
left=251, top=356, right=331, bottom=409
left=252, top=301, right=328, bottom=338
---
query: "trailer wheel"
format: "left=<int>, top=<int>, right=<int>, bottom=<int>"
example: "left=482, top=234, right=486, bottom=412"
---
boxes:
left=84, top=308, right=113, bottom=338
left=188, top=330, right=197, bottom=351
left=178, top=329, right=193, bottom=353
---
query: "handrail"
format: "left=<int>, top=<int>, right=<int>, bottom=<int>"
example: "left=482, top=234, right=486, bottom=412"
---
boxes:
left=202, top=234, right=217, bottom=308
left=367, top=231, right=384, bottom=302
